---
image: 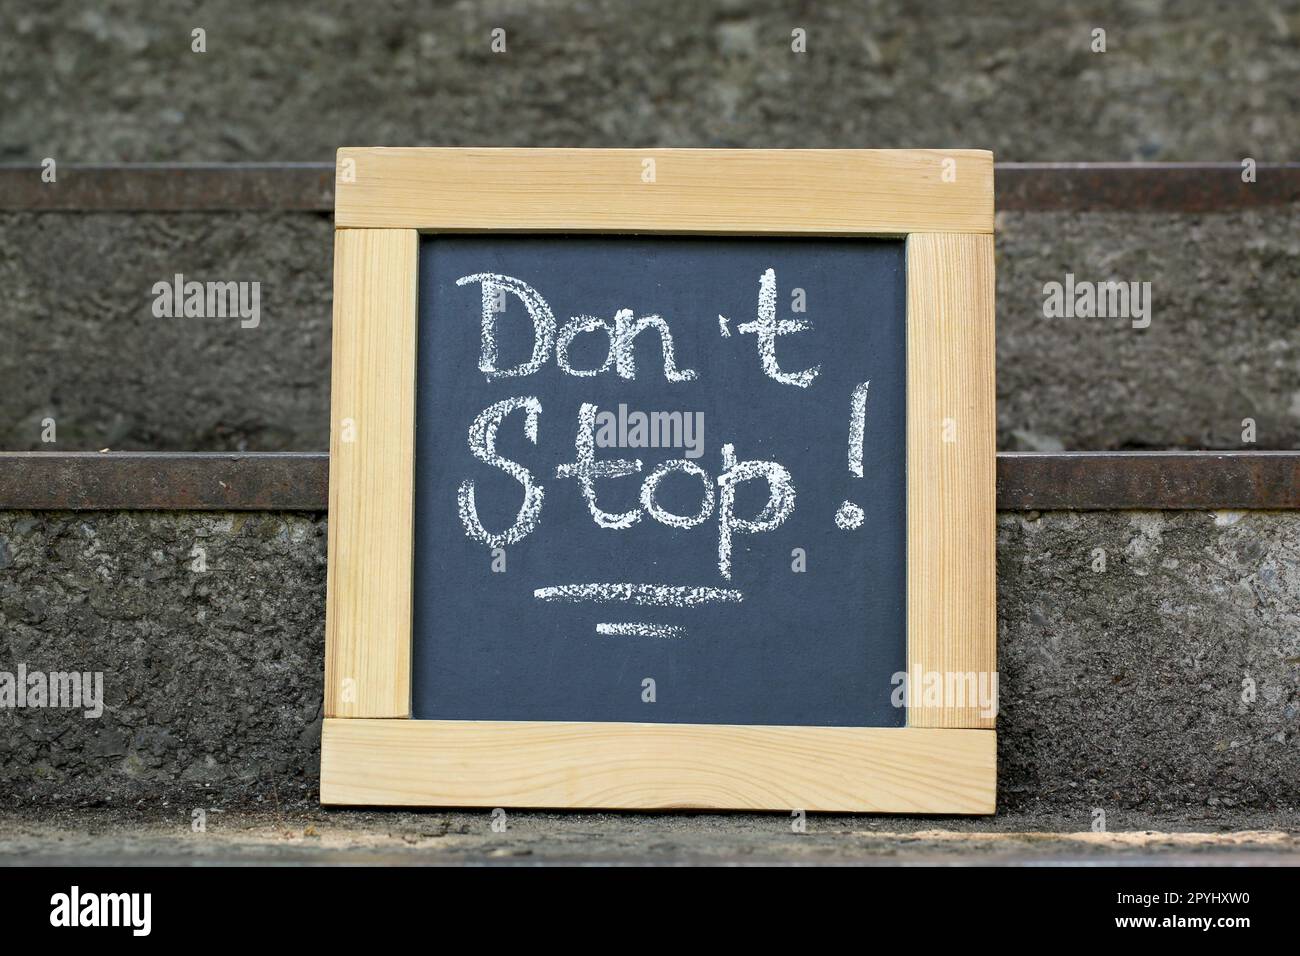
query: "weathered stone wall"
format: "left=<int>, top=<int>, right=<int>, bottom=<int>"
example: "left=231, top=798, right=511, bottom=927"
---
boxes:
left=2, top=1, right=1296, bottom=163
left=0, top=212, right=333, bottom=452
left=0, top=512, right=327, bottom=807
left=998, top=510, right=1300, bottom=815
left=1, top=509, right=1296, bottom=816
left=2, top=208, right=1296, bottom=452
left=2, top=1, right=1297, bottom=452
left=997, top=209, right=1300, bottom=451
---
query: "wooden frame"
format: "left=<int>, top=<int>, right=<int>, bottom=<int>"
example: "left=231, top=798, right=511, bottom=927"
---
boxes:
left=323, top=148, right=996, bottom=813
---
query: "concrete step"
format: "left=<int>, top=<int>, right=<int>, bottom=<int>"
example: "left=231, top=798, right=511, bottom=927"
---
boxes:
left=0, top=165, right=1298, bottom=453
left=1, top=452, right=1296, bottom=821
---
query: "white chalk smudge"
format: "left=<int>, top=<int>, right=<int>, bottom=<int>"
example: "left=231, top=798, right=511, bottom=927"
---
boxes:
left=737, top=268, right=820, bottom=388
left=534, top=583, right=744, bottom=606
left=835, top=501, right=865, bottom=530
left=457, top=396, right=544, bottom=548
left=848, top=381, right=869, bottom=478
left=596, top=622, right=686, bottom=639
left=555, top=401, right=642, bottom=529
left=718, top=314, right=731, bottom=337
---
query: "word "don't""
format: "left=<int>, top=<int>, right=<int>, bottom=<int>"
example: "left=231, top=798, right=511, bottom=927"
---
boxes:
left=459, top=270, right=820, bottom=389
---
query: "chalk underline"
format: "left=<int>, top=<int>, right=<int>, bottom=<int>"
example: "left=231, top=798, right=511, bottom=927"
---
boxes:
left=596, top=622, right=687, bottom=638
left=533, top=583, right=744, bottom=606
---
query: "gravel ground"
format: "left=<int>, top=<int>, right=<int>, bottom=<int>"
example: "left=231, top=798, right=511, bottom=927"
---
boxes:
left=2, top=807, right=1297, bottom=865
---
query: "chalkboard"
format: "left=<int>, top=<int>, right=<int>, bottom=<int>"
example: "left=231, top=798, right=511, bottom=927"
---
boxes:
left=412, top=235, right=906, bottom=727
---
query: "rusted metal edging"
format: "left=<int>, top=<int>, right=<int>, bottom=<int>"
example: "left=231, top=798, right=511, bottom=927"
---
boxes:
left=0, top=163, right=336, bottom=212
left=997, top=451, right=1300, bottom=511
left=0, top=163, right=1297, bottom=213
left=0, top=452, right=328, bottom=511
left=0, top=451, right=1296, bottom=512
left=995, top=163, right=1300, bottom=212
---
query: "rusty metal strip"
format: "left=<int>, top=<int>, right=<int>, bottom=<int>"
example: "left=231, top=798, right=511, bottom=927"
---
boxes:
left=997, top=452, right=1300, bottom=511
left=1, top=163, right=1298, bottom=213
left=0, top=164, right=335, bottom=212
left=0, top=451, right=1296, bottom=512
left=0, top=452, right=328, bottom=511
left=997, top=163, right=1300, bottom=212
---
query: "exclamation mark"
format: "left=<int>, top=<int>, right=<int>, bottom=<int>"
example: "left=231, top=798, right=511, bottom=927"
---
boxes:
left=834, top=382, right=869, bottom=530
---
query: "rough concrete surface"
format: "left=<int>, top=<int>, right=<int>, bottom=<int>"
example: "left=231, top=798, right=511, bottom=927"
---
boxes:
left=998, top=510, right=1299, bottom=816
left=0, top=510, right=1296, bottom=820
left=0, top=512, right=326, bottom=808
left=1, top=208, right=1297, bottom=452
left=1, top=809, right=1298, bottom=865
left=997, top=209, right=1300, bottom=451
left=1, top=1, right=1296, bottom=163
left=0, top=212, right=333, bottom=452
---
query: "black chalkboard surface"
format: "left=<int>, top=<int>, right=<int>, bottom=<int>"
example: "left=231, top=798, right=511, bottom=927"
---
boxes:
left=412, top=235, right=906, bottom=727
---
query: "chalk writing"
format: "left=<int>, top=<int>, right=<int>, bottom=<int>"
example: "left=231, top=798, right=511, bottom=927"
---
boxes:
left=534, top=583, right=744, bottom=606
left=596, top=623, right=687, bottom=639
left=457, top=396, right=544, bottom=548
left=454, top=263, right=874, bottom=636
left=455, top=268, right=867, bottom=577
left=836, top=382, right=870, bottom=530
